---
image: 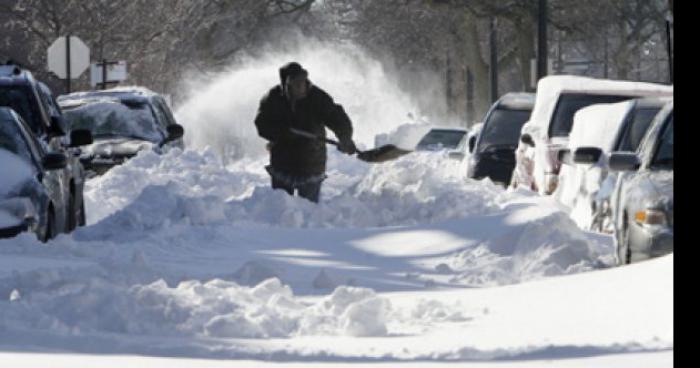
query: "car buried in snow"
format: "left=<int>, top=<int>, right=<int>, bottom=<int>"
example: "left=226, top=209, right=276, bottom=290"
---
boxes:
left=465, top=92, right=535, bottom=187
left=0, top=107, right=75, bottom=241
left=608, top=100, right=673, bottom=265
left=554, top=96, right=670, bottom=233
left=0, top=63, right=93, bottom=233
left=509, top=75, right=673, bottom=195
left=414, top=127, right=468, bottom=158
left=57, top=87, right=184, bottom=177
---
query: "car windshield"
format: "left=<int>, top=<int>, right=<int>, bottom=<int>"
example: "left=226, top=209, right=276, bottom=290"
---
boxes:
left=62, top=99, right=164, bottom=142
left=0, top=86, right=42, bottom=135
left=615, top=107, right=662, bottom=152
left=477, top=108, right=531, bottom=152
left=416, top=129, right=466, bottom=150
left=0, top=116, right=33, bottom=164
left=549, top=93, right=632, bottom=138
left=651, top=114, right=673, bottom=170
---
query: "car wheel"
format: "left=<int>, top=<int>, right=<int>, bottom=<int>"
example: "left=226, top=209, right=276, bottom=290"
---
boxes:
left=617, top=218, right=632, bottom=265
left=78, top=200, right=86, bottom=227
left=41, top=207, right=56, bottom=243
left=67, top=193, right=76, bottom=232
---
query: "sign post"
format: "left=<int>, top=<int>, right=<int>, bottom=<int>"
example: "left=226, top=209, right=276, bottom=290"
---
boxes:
left=90, top=60, right=128, bottom=89
left=47, top=36, right=90, bottom=94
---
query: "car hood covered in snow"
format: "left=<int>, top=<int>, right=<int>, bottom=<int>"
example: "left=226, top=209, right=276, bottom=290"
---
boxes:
left=81, top=137, right=155, bottom=158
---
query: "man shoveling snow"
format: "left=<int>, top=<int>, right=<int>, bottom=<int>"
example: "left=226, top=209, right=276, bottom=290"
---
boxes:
left=254, top=61, right=357, bottom=203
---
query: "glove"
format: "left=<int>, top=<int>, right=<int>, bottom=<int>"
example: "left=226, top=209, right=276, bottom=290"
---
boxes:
left=337, top=138, right=357, bottom=155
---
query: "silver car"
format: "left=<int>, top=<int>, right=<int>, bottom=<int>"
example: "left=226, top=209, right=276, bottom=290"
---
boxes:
left=608, top=101, right=673, bottom=265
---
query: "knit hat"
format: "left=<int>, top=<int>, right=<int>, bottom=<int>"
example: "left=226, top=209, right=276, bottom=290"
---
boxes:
left=279, top=62, right=308, bottom=87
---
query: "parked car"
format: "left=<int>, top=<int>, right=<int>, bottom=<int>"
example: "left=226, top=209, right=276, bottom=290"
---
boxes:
left=0, top=107, right=72, bottom=241
left=57, top=87, right=184, bottom=176
left=554, top=97, right=669, bottom=233
left=415, top=127, right=467, bottom=153
left=0, top=63, right=92, bottom=232
left=608, top=101, right=673, bottom=265
left=510, top=75, right=673, bottom=195
left=465, top=92, right=535, bottom=186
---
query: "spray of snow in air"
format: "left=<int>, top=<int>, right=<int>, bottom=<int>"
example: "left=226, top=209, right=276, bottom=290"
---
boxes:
left=174, top=40, right=439, bottom=160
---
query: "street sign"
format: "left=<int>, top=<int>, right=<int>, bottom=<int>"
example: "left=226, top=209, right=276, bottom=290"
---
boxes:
left=47, top=36, right=90, bottom=79
left=90, top=60, right=128, bottom=87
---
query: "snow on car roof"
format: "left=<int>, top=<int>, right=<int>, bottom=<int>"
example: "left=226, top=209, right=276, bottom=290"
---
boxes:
left=498, top=92, right=535, bottom=110
left=527, top=75, right=673, bottom=139
left=58, top=86, right=160, bottom=102
left=568, top=101, right=633, bottom=152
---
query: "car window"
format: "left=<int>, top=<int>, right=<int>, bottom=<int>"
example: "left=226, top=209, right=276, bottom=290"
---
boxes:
left=150, top=100, right=170, bottom=130
left=650, top=113, right=673, bottom=170
left=37, top=83, right=61, bottom=118
left=615, top=107, right=661, bottom=152
left=0, top=114, right=36, bottom=165
left=416, top=130, right=466, bottom=150
left=154, top=97, right=177, bottom=126
left=0, top=85, right=43, bottom=135
left=477, top=108, right=531, bottom=152
left=62, top=99, right=165, bottom=142
left=549, top=93, right=632, bottom=138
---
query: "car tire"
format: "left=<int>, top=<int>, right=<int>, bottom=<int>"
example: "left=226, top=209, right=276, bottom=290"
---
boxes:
left=67, top=193, right=76, bottom=232
left=617, top=218, right=632, bottom=265
left=78, top=200, right=86, bottom=227
left=41, top=207, right=56, bottom=243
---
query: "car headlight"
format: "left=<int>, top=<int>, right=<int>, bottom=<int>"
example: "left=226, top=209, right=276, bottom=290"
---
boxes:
left=634, top=209, right=668, bottom=226
left=0, top=197, right=37, bottom=227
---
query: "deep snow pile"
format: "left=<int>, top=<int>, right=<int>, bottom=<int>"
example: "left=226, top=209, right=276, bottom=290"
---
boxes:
left=83, top=147, right=512, bottom=230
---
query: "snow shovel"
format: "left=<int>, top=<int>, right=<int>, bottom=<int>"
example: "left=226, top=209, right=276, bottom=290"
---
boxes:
left=289, top=128, right=411, bottom=163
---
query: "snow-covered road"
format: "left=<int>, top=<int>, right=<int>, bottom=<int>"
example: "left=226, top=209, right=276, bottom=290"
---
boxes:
left=0, top=146, right=672, bottom=366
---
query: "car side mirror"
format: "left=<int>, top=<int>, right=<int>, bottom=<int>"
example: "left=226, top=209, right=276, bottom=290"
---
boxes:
left=166, top=124, right=184, bottom=141
left=468, top=136, right=476, bottom=153
left=69, top=129, right=93, bottom=147
left=558, top=148, right=572, bottom=165
left=572, top=147, right=603, bottom=164
left=42, top=152, right=68, bottom=170
left=49, top=116, right=67, bottom=137
left=608, top=152, right=640, bottom=171
left=448, top=151, right=466, bottom=161
left=520, top=134, right=535, bottom=147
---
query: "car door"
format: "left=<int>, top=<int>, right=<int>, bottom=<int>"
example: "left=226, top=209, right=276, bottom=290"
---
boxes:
left=12, top=112, right=67, bottom=231
left=152, top=97, right=184, bottom=148
left=36, top=83, right=73, bottom=230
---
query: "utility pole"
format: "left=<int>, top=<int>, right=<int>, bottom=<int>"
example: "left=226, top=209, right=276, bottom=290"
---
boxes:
left=537, top=0, right=548, bottom=81
left=665, top=5, right=673, bottom=84
left=466, top=67, right=475, bottom=125
left=489, top=17, right=498, bottom=103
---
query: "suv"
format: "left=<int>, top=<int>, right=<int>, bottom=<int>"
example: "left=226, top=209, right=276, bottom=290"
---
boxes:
left=466, top=92, right=535, bottom=186
left=58, top=87, right=184, bottom=176
left=554, top=97, right=669, bottom=233
left=0, top=64, right=92, bottom=232
left=510, top=75, right=673, bottom=195
left=608, top=101, right=673, bottom=265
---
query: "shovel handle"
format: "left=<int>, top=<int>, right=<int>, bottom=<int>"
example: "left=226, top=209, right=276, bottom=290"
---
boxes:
left=289, top=128, right=340, bottom=146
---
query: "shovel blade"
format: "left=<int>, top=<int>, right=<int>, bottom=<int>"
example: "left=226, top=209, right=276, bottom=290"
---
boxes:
left=356, top=144, right=412, bottom=163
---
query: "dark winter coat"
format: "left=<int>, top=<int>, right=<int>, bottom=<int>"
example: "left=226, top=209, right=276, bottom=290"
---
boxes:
left=254, top=83, right=353, bottom=176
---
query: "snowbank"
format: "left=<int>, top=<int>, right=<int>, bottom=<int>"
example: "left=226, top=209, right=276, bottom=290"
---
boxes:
left=84, top=148, right=510, bottom=230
